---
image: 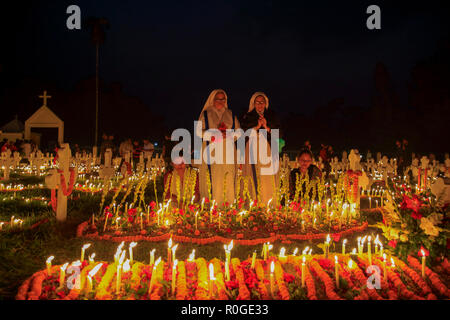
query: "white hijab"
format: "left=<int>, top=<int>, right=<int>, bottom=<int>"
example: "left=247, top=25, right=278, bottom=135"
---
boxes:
left=248, top=92, right=269, bottom=112
left=201, top=89, right=228, bottom=114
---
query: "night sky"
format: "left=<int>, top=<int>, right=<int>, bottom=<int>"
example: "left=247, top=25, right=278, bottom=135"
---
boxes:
left=1, top=0, right=449, bottom=148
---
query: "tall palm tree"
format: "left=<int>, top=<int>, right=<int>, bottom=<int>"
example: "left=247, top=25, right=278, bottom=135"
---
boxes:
left=85, top=17, right=109, bottom=147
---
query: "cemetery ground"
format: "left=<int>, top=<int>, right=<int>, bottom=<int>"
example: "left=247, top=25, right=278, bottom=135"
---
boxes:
left=0, top=174, right=383, bottom=300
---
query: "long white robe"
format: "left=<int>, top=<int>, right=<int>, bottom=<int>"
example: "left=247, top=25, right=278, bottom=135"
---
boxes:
left=198, top=106, right=240, bottom=205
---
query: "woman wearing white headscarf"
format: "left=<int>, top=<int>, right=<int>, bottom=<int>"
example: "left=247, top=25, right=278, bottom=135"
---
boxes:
left=197, top=89, right=240, bottom=206
left=239, top=92, right=280, bottom=205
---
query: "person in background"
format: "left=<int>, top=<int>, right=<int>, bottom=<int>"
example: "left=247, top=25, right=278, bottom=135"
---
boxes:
left=107, top=135, right=116, bottom=157
left=99, top=133, right=108, bottom=163
left=162, top=130, right=177, bottom=165
left=289, top=148, right=322, bottom=197
left=142, top=139, right=155, bottom=159
left=163, top=155, right=200, bottom=206
left=132, top=140, right=142, bottom=166
left=303, top=140, right=312, bottom=151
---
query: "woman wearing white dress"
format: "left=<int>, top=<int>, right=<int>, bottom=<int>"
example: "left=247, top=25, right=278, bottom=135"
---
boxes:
left=197, top=89, right=240, bottom=206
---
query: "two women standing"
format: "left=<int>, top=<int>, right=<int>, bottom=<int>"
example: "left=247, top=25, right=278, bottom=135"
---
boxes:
left=197, top=90, right=279, bottom=206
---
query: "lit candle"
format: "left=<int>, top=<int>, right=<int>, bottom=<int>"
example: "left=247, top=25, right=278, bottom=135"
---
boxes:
left=357, top=237, right=362, bottom=255
left=167, top=238, right=173, bottom=266
left=369, top=196, right=372, bottom=208
left=172, top=259, right=178, bottom=295
left=266, top=198, right=272, bottom=214
left=195, top=211, right=198, bottom=230
left=46, top=256, right=54, bottom=275
left=301, top=220, right=305, bottom=232
left=251, top=251, right=256, bottom=269
left=188, top=249, right=195, bottom=262
left=129, top=242, right=137, bottom=265
left=210, top=200, right=215, bottom=223
left=368, top=236, right=372, bottom=265
left=239, top=210, right=245, bottom=226
left=86, top=263, right=103, bottom=294
left=191, top=195, right=195, bottom=205
left=218, top=212, right=221, bottom=229
left=172, top=244, right=178, bottom=264
left=334, top=256, right=339, bottom=288
left=116, top=251, right=126, bottom=294
left=421, top=249, right=426, bottom=278
left=224, top=240, right=233, bottom=281
left=115, top=217, right=120, bottom=231
left=58, top=263, right=69, bottom=289
left=201, top=197, right=205, bottom=212
left=342, top=239, right=347, bottom=255
left=140, top=212, right=143, bottom=230
left=278, top=247, right=286, bottom=263
left=114, top=241, right=125, bottom=264
left=270, top=261, right=275, bottom=298
left=325, top=234, right=331, bottom=259
left=379, top=243, right=383, bottom=257
left=292, top=248, right=298, bottom=256
left=88, top=253, right=96, bottom=265
left=374, top=235, right=379, bottom=254
left=209, top=262, right=216, bottom=298
left=301, top=256, right=306, bottom=288
left=148, top=257, right=161, bottom=294
left=149, top=249, right=155, bottom=265
left=381, top=253, right=387, bottom=282
left=81, top=243, right=91, bottom=262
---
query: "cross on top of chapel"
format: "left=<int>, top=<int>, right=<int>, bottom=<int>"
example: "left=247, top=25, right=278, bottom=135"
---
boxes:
left=39, top=90, right=52, bottom=106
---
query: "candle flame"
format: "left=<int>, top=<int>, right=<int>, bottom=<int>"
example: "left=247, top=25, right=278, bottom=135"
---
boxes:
left=61, top=262, right=69, bottom=271
left=334, top=255, right=338, bottom=264
left=168, top=238, right=172, bottom=249
left=390, top=258, right=395, bottom=267
left=270, top=261, right=275, bottom=273
left=302, top=256, right=306, bottom=264
left=172, top=244, right=178, bottom=253
left=279, top=247, right=286, bottom=257
left=89, top=253, right=96, bottom=260
left=343, top=239, right=347, bottom=245
left=348, top=260, right=354, bottom=269
left=122, top=259, right=131, bottom=273
left=209, top=263, right=215, bottom=280
left=129, top=242, right=137, bottom=249
left=118, top=251, right=126, bottom=265
left=308, top=249, right=312, bottom=255
left=326, top=234, right=331, bottom=243
left=293, top=248, right=298, bottom=256
left=88, top=263, right=103, bottom=277
left=302, top=246, right=309, bottom=255
left=72, top=260, right=82, bottom=267
left=188, top=249, right=196, bottom=261
left=421, top=249, right=425, bottom=257
left=173, top=259, right=178, bottom=269
left=383, top=253, right=386, bottom=262
left=352, top=248, right=357, bottom=255
left=46, top=256, right=54, bottom=264
left=154, top=257, right=161, bottom=268
left=226, top=240, right=234, bottom=251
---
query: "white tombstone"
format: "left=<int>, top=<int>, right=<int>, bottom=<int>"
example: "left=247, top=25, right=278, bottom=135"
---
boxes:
left=348, top=149, right=360, bottom=171
left=45, top=143, right=73, bottom=222
left=420, top=156, right=429, bottom=169
left=99, top=148, right=115, bottom=180
left=376, top=152, right=382, bottom=164
left=430, top=178, right=450, bottom=205
left=1, top=149, right=12, bottom=180
left=359, top=171, right=370, bottom=191
left=13, top=152, right=21, bottom=168
left=445, top=158, right=450, bottom=178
